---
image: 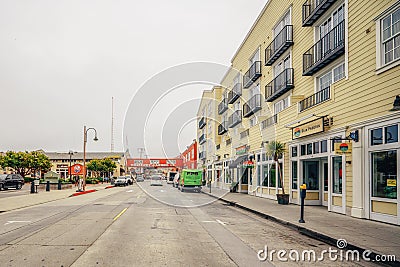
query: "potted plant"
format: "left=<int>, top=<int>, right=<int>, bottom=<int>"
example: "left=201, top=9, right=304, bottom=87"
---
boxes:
left=266, top=141, right=289, bottom=205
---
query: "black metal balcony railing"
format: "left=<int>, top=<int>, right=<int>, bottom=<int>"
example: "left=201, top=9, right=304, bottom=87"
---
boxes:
left=199, top=133, right=206, bottom=145
left=198, top=117, right=206, bottom=129
left=265, top=25, right=294, bottom=66
left=303, top=20, right=345, bottom=76
left=199, top=151, right=206, bottom=160
left=243, top=94, right=262, bottom=118
left=228, top=110, right=242, bottom=128
left=261, top=114, right=278, bottom=130
left=302, top=0, right=337, bottom=26
left=265, top=68, right=294, bottom=102
left=218, top=121, right=228, bottom=135
left=228, top=83, right=242, bottom=104
left=218, top=98, right=228, bottom=115
left=299, top=86, right=330, bottom=112
left=243, top=61, right=262, bottom=88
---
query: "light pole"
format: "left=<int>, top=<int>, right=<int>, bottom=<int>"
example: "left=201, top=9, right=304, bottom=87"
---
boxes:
left=68, top=150, right=75, bottom=182
left=82, top=126, right=98, bottom=191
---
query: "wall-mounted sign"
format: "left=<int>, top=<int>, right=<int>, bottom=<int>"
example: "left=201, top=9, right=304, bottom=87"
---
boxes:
left=236, top=145, right=248, bottom=155
left=69, top=164, right=84, bottom=175
left=292, top=118, right=324, bottom=139
left=334, top=143, right=352, bottom=154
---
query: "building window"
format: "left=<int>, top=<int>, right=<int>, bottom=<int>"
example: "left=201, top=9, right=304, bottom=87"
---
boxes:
left=372, top=150, right=397, bottom=199
left=250, top=116, right=257, bottom=127
left=291, top=161, right=298, bottom=189
left=332, top=157, right=342, bottom=194
left=318, top=62, right=345, bottom=91
left=291, top=146, right=298, bottom=157
left=269, top=163, right=276, bottom=187
left=371, top=125, right=399, bottom=146
left=382, top=9, right=400, bottom=65
left=386, top=124, right=399, bottom=143
left=274, top=96, right=290, bottom=114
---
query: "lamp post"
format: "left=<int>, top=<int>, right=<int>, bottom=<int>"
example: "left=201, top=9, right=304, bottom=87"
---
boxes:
left=68, top=150, right=74, bottom=182
left=82, top=126, right=98, bottom=191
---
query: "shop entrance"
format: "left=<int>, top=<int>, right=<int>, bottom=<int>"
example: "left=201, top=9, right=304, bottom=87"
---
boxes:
left=302, top=157, right=328, bottom=206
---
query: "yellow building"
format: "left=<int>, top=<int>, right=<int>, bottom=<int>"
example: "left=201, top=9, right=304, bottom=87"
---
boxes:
left=197, top=0, right=400, bottom=225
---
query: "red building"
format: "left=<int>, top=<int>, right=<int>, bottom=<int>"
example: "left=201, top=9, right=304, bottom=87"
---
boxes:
left=180, top=140, right=197, bottom=169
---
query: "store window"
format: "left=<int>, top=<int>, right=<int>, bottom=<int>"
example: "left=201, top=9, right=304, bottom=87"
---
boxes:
left=292, top=161, right=298, bottom=189
left=291, top=146, right=298, bottom=157
left=371, top=125, right=399, bottom=146
left=269, top=164, right=276, bottom=187
left=262, top=164, right=269, bottom=186
left=332, top=157, right=342, bottom=194
left=303, top=161, right=319, bottom=190
left=372, top=150, right=397, bottom=199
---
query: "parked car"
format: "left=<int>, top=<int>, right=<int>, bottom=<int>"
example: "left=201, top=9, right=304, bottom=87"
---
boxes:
left=172, top=172, right=180, bottom=188
left=150, top=175, right=163, bottom=186
left=179, top=169, right=202, bottom=192
left=114, top=176, right=128, bottom=186
left=125, top=176, right=133, bottom=185
left=0, top=174, right=24, bottom=190
left=136, top=174, right=144, bottom=182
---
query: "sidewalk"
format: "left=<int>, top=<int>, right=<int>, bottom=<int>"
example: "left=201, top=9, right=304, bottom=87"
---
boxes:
left=202, top=187, right=400, bottom=264
left=0, top=183, right=109, bottom=213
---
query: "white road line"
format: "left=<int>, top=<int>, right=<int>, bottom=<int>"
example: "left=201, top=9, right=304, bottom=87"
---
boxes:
left=216, top=219, right=227, bottom=226
left=4, top=221, right=31, bottom=225
left=126, top=190, right=133, bottom=192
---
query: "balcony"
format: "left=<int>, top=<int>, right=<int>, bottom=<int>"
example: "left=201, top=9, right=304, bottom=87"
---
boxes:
left=218, top=98, right=228, bottom=115
left=265, top=68, right=294, bottom=102
left=299, top=86, right=330, bottom=112
left=199, top=151, right=206, bottom=160
left=198, top=117, right=206, bottom=129
left=303, top=20, right=345, bottom=76
left=243, top=94, right=262, bottom=118
left=228, top=83, right=242, bottom=104
left=261, top=114, right=278, bottom=130
left=265, top=25, right=294, bottom=66
left=243, top=61, right=262, bottom=88
left=228, top=110, right=242, bottom=128
left=218, top=121, right=228, bottom=135
left=302, top=0, right=338, bottom=27
left=199, top=133, right=206, bottom=145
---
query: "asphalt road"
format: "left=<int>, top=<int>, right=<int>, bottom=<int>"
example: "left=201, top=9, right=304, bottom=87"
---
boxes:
left=0, top=181, right=375, bottom=266
left=0, top=183, right=31, bottom=198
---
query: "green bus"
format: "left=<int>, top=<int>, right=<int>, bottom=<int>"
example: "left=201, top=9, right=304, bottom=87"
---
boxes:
left=179, top=169, right=202, bottom=192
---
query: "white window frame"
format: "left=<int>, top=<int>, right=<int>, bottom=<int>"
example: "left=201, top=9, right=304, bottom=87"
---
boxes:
left=375, top=2, right=400, bottom=73
left=316, top=61, right=345, bottom=92
left=274, top=96, right=290, bottom=115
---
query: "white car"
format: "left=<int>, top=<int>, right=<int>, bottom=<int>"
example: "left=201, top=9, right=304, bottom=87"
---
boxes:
left=114, top=176, right=127, bottom=186
left=150, top=175, right=163, bottom=186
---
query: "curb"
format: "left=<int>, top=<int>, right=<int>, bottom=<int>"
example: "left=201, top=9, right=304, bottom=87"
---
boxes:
left=202, top=190, right=400, bottom=267
left=105, top=185, right=115, bottom=189
left=70, top=189, right=97, bottom=197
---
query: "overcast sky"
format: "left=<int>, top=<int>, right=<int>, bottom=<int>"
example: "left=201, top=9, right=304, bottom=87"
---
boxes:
left=0, top=0, right=265, bottom=157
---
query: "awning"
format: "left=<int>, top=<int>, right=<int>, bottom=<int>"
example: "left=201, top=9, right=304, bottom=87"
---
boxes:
left=229, top=155, right=248, bottom=169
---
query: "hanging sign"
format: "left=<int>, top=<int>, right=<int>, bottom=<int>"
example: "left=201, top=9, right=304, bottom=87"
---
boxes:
left=292, top=118, right=324, bottom=139
left=334, top=143, right=352, bottom=154
left=236, top=145, right=248, bottom=155
left=243, top=160, right=254, bottom=168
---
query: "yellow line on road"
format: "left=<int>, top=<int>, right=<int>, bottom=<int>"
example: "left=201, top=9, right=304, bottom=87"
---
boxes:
left=113, top=208, right=128, bottom=221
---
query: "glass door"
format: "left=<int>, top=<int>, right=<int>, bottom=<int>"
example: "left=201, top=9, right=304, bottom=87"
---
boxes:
left=303, top=160, right=321, bottom=205
left=322, top=159, right=329, bottom=206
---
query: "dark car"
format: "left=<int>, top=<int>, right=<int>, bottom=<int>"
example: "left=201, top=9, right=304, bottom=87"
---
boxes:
left=0, top=174, right=24, bottom=190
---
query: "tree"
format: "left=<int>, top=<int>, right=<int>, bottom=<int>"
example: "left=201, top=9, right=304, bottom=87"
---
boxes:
left=87, top=159, right=102, bottom=178
left=101, top=158, right=117, bottom=177
left=266, top=141, right=286, bottom=195
left=87, top=158, right=117, bottom=178
left=0, top=151, right=51, bottom=177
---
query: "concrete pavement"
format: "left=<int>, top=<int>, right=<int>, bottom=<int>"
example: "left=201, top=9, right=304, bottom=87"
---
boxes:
left=202, top=187, right=400, bottom=266
left=0, top=183, right=111, bottom=213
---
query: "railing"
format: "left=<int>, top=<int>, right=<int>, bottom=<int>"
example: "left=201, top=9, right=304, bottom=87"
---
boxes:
left=243, top=61, right=262, bottom=88
left=243, top=94, right=262, bottom=118
left=198, top=117, right=206, bottom=129
left=199, top=151, right=206, bottom=160
left=265, top=25, right=294, bottom=66
left=302, top=0, right=337, bottom=26
left=199, top=133, right=206, bottom=145
left=228, top=83, right=242, bottom=104
left=228, top=110, right=242, bottom=128
left=218, top=121, right=228, bottom=135
left=303, top=20, right=345, bottom=76
left=218, top=98, right=228, bottom=114
left=261, top=114, right=278, bottom=130
left=299, top=86, right=330, bottom=112
left=265, top=68, right=294, bottom=102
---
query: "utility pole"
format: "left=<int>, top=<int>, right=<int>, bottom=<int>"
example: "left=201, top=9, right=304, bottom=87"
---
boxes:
left=111, top=97, right=115, bottom=152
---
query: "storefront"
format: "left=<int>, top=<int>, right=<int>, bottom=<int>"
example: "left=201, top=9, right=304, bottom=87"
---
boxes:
left=360, top=116, right=399, bottom=225
left=289, top=118, right=347, bottom=214
left=254, top=150, right=283, bottom=200
left=229, top=153, right=248, bottom=193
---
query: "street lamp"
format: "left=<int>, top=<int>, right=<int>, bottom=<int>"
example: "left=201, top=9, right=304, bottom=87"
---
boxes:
left=68, top=150, right=75, bottom=182
left=82, top=126, right=98, bottom=191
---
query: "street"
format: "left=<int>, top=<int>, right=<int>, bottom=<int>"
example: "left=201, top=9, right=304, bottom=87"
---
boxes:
left=0, top=182, right=375, bottom=266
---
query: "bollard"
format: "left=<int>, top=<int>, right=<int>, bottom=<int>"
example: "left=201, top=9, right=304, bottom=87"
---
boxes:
left=58, top=179, right=62, bottom=190
left=30, top=181, right=35, bottom=194
left=46, top=181, right=50, bottom=191
left=299, top=184, right=307, bottom=223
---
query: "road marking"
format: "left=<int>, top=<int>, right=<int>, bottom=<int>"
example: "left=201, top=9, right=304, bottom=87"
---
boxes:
left=113, top=208, right=128, bottom=221
left=160, top=190, right=165, bottom=192
left=126, top=190, right=133, bottom=193
left=4, top=220, right=31, bottom=225
left=216, top=219, right=227, bottom=226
